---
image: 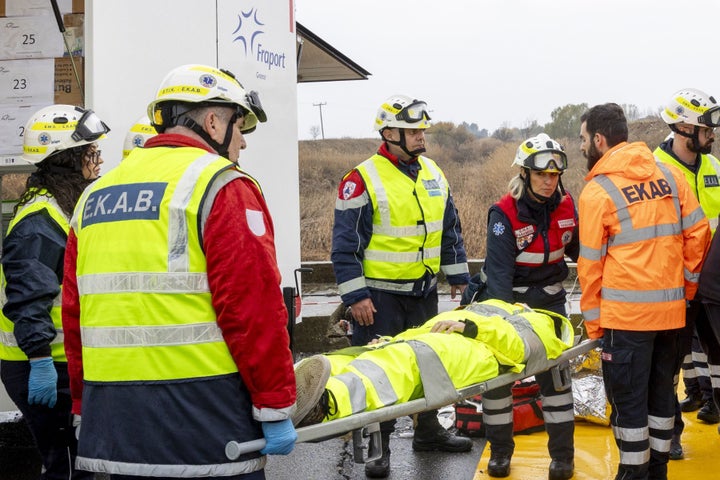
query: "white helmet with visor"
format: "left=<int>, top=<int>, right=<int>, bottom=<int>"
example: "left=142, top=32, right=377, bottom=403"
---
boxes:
left=660, top=88, right=720, bottom=128
left=22, top=104, right=110, bottom=165
left=373, top=94, right=431, bottom=131
left=147, top=64, right=267, bottom=134
left=513, top=133, right=567, bottom=173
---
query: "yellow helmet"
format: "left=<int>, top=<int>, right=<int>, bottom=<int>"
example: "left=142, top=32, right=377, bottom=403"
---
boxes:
left=122, top=115, right=157, bottom=160
left=22, top=104, right=110, bottom=164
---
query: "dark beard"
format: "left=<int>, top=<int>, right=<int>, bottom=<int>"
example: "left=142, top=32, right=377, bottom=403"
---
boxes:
left=584, top=142, right=602, bottom=170
left=686, top=137, right=713, bottom=155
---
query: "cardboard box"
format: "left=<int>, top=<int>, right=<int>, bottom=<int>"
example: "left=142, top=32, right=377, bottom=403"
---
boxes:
left=62, top=13, right=83, bottom=57
left=54, top=55, right=83, bottom=106
left=0, top=0, right=83, bottom=17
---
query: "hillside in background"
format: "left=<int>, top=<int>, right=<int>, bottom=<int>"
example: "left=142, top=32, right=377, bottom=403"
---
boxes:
left=300, top=117, right=714, bottom=260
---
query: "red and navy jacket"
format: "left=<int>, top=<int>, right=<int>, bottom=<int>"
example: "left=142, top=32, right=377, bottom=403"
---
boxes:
left=484, top=191, right=578, bottom=304
left=330, top=143, right=470, bottom=307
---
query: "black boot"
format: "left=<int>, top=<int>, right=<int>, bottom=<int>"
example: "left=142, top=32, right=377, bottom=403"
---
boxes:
left=365, top=432, right=391, bottom=478
left=549, top=458, right=574, bottom=480
left=697, top=400, right=720, bottom=424
left=412, top=411, right=472, bottom=452
left=679, top=392, right=704, bottom=412
left=487, top=454, right=511, bottom=477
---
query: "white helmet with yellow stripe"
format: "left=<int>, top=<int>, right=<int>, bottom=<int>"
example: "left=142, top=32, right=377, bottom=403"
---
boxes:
left=513, top=133, right=567, bottom=173
left=661, top=88, right=720, bottom=128
left=122, top=115, right=157, bottom=160
left=373, top=94, right=431, bottom=131
left=22, top=104, right=110, bottom=164
left=146, top=64, right=266, bottom=134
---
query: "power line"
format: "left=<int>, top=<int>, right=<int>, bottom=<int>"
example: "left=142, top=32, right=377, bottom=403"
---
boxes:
left=313, top=102, right=327, bottom=139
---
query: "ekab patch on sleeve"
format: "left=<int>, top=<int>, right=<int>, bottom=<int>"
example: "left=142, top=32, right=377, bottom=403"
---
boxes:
left=82, top=183, right=167, bottom=227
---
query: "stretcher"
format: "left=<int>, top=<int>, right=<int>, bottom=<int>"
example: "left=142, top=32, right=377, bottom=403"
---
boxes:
left=224, top=337, right=600, bottom=462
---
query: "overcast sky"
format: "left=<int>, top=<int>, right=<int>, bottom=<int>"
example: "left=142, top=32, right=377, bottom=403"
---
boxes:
left=295, top=0, right=719, bottom=140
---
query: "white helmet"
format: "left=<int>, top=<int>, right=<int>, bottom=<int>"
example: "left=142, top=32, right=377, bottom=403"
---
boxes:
left=22, top=104, right=110, bottom=164
left=373, top=94, right=431, bottom=131
left=513, top=133, right=567, bottom=173
left=147, top=64, right=267, bottom=134
left=122, top=115, right=157, bottom=160
left=660, top=88, right=720, bottom=127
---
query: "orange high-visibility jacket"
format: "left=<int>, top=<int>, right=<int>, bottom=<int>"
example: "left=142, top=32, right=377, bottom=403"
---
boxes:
left=578, top=142, right=711, bottom=339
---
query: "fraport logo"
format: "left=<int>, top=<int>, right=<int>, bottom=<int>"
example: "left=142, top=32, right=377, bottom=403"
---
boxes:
left=232, top=8, right=286, bottom=72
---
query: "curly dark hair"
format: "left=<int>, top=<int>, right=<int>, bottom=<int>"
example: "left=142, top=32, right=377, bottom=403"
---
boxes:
left=15, top=144, right=94, bottom=218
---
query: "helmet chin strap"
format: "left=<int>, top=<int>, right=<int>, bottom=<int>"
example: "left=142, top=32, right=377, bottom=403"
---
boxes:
left=179, top=113, right=239, bottom=159
left=385, top=129, right=426, bottom=158
left=671, top=124, right=703, bottom=153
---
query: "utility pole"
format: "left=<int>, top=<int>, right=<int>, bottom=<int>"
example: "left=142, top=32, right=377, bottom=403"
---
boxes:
left=313, top=102, right=326, bottom=139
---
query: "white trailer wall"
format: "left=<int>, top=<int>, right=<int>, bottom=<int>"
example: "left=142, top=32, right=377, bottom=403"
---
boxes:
left=86, top=0, right=301, bottom=287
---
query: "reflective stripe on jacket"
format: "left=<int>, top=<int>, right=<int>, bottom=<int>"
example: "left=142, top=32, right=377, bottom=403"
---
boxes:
left=495, top=192, right=576, bottom=267
left=654, top=143, right=720, bottom=233
left=578, top=142, right=711, bottom=338
left=71, top=147, right=264, bottom=476
left=355, top=154, right=448, bottom=287
left=73, top=149, right=239, bottom=382
left=0, top=194, right=67, bottom=361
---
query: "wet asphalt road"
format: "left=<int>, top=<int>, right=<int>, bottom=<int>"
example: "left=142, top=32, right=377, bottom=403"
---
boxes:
left=265, top=416, right=488, bottom=480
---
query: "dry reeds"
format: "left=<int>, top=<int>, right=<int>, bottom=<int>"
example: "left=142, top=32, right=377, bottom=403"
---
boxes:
left=299, top=117, right=681, bottom=261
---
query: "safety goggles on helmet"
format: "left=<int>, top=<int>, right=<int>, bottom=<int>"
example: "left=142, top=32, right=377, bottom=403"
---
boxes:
left=238, top=90, right=266, bottom=133
left=698, top=105, right=720, bottom=127
left=524, top=151, right=568, bottom=172
left=71, top=109, right=111, bottom=142
left=396, top=100, right=431, bottom=124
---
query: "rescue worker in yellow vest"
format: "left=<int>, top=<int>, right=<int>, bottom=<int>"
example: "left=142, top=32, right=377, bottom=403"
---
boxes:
left=654, top=88, right=720, bottom=459
left=292, top=299, right=575, bottom=430
left=475, top=134, right=578, bottom=479
left=578, top=103, right=711, bottom=480
left=62, top=65, right=297, bottom=479
left=0, top=104, right=108, bottom=480
left=331, top=94, right=471, bottom=477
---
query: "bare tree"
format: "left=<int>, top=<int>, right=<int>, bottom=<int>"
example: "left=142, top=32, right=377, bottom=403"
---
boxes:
left=309, top=125, right=321, bottom=140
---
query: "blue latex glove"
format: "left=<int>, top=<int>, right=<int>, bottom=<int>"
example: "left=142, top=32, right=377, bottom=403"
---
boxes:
left=259, top=419, right=297, bottom=455
left=28, top=357, right=58, bottom=408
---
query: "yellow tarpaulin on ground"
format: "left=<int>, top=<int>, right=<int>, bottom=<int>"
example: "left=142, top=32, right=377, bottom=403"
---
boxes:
left=473, top=413, right=720, bottom=479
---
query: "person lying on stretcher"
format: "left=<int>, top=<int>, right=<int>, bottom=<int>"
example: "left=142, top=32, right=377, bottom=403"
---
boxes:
left=291, top=298, right=575, bottom=427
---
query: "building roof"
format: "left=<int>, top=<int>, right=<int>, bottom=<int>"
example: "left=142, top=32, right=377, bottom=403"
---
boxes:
left=296, top=22, right=371, bottom=83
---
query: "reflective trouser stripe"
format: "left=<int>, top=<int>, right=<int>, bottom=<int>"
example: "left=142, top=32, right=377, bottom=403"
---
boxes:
left=75, top=456, right=264, bottom=478
left=483, top=396, right=513, bottom=425
left=348, top=358, right=398, bottom=407
left=406, top=339, right=458, bottom=407
left=613, top=425, right=651, bottom=466
left=648, top=414, right=673, bottom=453
left=332, top=372, right=367, bottom=416
left=541, top=390, right=575, bottom=424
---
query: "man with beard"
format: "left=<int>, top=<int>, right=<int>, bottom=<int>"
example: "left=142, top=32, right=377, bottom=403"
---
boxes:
left=654, top=88, right=720, bottom=459
left=577, top=103, right=711, bottom=480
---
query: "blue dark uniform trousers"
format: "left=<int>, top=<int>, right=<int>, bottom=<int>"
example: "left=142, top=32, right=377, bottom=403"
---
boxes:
left=351, top=288, right=440, bottom=435
left=602, top=329, right=679, bottom=480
